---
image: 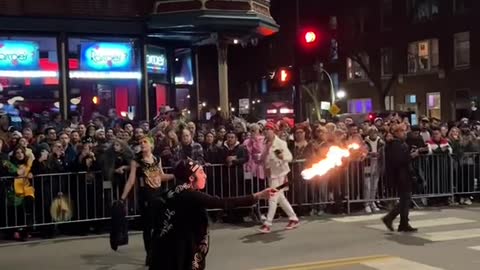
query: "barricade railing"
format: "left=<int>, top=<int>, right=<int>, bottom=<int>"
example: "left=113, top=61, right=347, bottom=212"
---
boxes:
left=1, top=153, right=480, bottom=231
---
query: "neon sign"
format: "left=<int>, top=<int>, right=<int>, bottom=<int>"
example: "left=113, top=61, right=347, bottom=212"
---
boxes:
left=146, top=46, right=167, bottom=74
left=80, top=43, right=133, bottom=71
left=146, top=54, right=166, bottom=74
left=0, top=41, right=39, bottom=70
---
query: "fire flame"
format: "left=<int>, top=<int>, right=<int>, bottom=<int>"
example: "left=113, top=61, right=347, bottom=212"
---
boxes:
left=301, top=143, right=360, bottom=180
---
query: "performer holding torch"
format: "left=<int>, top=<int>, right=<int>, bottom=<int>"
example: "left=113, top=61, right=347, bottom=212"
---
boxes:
left=382, top=123, right=418, bottom=232
left=259, top=122, right=299, bottom=234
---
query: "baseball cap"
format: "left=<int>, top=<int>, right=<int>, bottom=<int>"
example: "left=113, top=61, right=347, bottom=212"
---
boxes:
left=265, top=121, right=278, bottom=131
left=173, top=159, right=201, bottom=183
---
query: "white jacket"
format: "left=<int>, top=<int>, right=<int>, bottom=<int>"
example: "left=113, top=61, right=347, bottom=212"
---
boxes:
left=263, top=136, right=293, bottom=178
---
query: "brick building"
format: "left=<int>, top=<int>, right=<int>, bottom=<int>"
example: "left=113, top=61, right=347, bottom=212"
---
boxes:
left=337, top=0, right=479, bottom=122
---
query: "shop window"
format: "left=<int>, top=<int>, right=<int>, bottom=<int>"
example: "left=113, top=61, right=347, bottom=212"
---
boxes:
left=0, top=36, right=60, bottom=130
left=427, top=92, right=441, bottom=119
left=348, top=98, right=372, bottom=113
left=174, top=48, right=193, bottom=85
left=408, top=39, right=439, bottom=73
left=68, top=37, right=141, bottom=122
left=385, top=96, right=394, bottom=110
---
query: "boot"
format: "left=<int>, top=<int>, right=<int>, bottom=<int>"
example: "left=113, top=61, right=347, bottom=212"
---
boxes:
left=381, top=216, right=394, bottom=232
left=398, top=224, right=418, bottom=233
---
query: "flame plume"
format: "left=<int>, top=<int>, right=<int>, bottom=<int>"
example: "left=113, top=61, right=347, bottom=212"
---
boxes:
left=301, top=143, right=360, bottom=180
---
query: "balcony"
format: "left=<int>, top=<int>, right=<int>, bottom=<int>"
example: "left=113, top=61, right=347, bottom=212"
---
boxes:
left=149, top=0, right=278, bottom=44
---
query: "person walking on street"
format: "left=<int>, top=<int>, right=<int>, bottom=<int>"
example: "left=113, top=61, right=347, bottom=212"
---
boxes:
left=259, top=122, right=299, bottom=233
left=382, top=123, right=418, bottom=232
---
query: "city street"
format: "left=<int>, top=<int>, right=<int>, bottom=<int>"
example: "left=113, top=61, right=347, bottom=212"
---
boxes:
left=1, top=207, right=480, bottom=270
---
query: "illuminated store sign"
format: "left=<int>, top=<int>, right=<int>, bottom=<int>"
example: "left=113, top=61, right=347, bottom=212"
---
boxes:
left=146, top=46, right=167, bottom=74
left=81, top=42, right=133, bottom=71
left=0, top=41, right=40, bottom=70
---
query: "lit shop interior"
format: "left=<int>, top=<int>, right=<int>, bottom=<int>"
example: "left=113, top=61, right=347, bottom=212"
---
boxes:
left=0, top=35, right=195, bottom=126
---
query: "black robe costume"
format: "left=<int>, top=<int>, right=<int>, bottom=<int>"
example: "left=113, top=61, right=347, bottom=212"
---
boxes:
left=149, top=183, right=256, bottom=270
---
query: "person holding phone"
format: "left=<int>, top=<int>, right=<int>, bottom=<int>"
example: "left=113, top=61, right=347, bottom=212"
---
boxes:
left=258, top=122, right=299, bottom=233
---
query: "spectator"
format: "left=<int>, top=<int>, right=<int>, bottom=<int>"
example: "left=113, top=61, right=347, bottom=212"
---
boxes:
left=172, top=128, right=205, bottom=165
left=363, top=127, right=385, bottom=213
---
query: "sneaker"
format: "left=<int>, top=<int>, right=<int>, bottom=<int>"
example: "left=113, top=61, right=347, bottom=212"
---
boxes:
left=460, top=197, right=466, bottom=205
left=285, top=220, right=299, bottom=230
left=464, top=198, right=472, bottom=205
left=371, top=203, right=380, bottom=212
left=317, top=210, right=325, bottom=216
left=258, top=225, right=271, bottom=234
left=365, top=205, right=372, bottom=214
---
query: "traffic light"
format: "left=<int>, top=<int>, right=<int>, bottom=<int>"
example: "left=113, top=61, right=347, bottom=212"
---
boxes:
left=275, top=67, right=293, bottom=86
left=299, top=28, right=321, bottom=49
left=304, top=31, right=317, bottom=44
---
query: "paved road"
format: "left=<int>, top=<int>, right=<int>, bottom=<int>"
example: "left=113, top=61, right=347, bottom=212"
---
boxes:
left=1, top=207, right=480, bottom=270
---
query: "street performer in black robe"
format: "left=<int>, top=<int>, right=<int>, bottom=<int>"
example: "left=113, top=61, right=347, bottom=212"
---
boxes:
left=149, top=159, right=275, bottom=270
left=382, top=123, right=418, bottom=232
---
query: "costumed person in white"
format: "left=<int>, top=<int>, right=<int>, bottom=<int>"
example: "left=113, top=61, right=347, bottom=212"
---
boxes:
left=259, top=121, right=299, bottom=233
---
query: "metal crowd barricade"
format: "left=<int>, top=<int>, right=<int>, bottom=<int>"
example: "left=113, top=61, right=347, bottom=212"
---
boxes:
left=2, top=153, right=480, bottom=231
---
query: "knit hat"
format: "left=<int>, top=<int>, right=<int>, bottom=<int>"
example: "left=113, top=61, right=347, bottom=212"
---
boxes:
left=173, top=159, right=201, bottom=183
left=264, top=121, right=278, bottom=131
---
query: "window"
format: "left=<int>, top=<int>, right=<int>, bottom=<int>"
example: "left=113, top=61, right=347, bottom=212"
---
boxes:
left=380, top=0, right=393, bottom=30
left=68, top=37, right=141, bottom=122
left=408, top=39, right=439, bottom=73
left=385, top=96, right=394, bottom=110
left=454, top=32, right=470, bottom=68
left=348, top=98, right=372, bottom=113
left=0, top=36, right=60, bottom=130
left=347, top=53, right=369, bottom=80
left=454, top=0, right=472, bottom=14
left=408, top=0, right=440, bottom=23
left=406, top=94, right=417, bottom=104
left=381, top=48, right=393, bottom=76
left=426, top=92, right=441, bottom=119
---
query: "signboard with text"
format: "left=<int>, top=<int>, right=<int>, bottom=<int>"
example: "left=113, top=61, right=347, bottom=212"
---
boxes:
left=146, top=46, right=167, bottom=74
left=80, top=42, right=133, bottom=71
left=0, top=41, right=40, bottom=70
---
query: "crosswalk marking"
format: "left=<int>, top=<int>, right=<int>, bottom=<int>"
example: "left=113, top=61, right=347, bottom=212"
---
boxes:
left=418, top=228, right=480, bottom=242
left=362, top=257, right=444, bottom=270
left=469, top=246, right=480, bottom=251
left=366, top=217, right=476, bottom=231
left=331, top=212, right=427, bottom=223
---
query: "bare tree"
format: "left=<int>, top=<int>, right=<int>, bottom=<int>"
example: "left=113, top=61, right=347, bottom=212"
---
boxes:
left=339, top=5, right=400, bottom=111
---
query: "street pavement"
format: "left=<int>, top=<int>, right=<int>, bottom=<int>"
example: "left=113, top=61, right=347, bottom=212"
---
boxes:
left=1, top=207, right=480, bottom=270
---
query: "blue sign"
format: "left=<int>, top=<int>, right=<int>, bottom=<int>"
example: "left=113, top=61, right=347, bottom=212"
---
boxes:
left=0, top=41, right=40, bottom=70
left=146, top=46, right=167, bottom=74
left=80, top=42, right=133, bottom=71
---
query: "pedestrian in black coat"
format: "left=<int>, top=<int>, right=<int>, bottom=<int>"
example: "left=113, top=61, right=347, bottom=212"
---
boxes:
left=382, top=123, right=418, bottom=232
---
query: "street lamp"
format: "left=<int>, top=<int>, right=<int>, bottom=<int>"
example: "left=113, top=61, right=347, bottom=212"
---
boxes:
left=317, top=63, right=336, bottom=105
left=336, top=90, right=346, bottom=99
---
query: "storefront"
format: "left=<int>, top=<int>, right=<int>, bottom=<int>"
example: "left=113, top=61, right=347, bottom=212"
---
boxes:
left=67, top=37, right=142, bottom=122
left=0, top=31, right=198, bottom=126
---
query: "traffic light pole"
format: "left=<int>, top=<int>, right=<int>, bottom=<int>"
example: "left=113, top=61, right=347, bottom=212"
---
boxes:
left=293, top=0, right=304, bottom=123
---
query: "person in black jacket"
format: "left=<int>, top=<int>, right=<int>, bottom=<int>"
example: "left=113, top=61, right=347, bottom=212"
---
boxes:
left=149, top=159, right=275, bottom=270
left=382, top=123, right=418, bottom=232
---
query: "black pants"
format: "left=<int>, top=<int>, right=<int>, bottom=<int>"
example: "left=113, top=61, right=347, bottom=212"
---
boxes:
left=139, top=198, right=153, bottom=257
left=385, top=189, right=411, bottom=226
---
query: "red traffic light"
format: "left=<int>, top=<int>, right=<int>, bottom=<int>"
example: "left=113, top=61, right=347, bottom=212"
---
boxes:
left=304, top=31, right=317, bottom=44
left=280, top=69, right=289, bottom=82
